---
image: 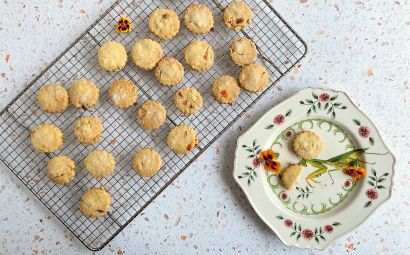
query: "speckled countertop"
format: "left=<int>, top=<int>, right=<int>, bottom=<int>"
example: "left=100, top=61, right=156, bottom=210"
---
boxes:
left=0, top=0, right=409, bottom=254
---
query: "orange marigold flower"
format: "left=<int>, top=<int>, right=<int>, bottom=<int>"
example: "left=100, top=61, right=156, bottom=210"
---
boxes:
left=343, top=166, right=366, bottom=181
left=115, top=17, right=133, bottom=33
left=259, top=149, right=276, bottom=162
left=263, top=160, right=281, bottom=174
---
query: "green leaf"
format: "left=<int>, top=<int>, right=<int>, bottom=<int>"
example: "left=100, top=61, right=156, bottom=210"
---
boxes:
left=306, top=186, right=310, bottom=192
left=254, top=145, right=260, bottom=150
left=246, top=166, right=253, bottom=170
left=369, top=176, right=376, bottom=181
left=367, top=181, right=375, bottom=186
left=297, top=194, right=302, bottom=199
left=332, top=222, right=341, bottom=226
left=253, top=140, right=256, bottom=147
left=307, top=108, right=312, bottom=115
left=383, top=172, right=389, bottom=176
left=330, top=95, right=338, bottom=101
left=327, top=106, right=333, bottom=114
left=312, top=93, right=318, bottom=99
left=247, top=155, right=254, bottom=158
left=333, top=102, right=341, bottom=107
left=256, top=149, right=262, bottom=154
left=242, top=172, right=249, bottom=176
left=377, top=185, right=386, bottom=189
left=312, top=104, right=317, bottom=113
left=378, top=178, right=386, bottom=183
left=290, top=232, right=296, bottom=237
left=265, top=124, right=274, bottom=129
left=296, top=187, right=301, bottom=191
left=324, top=102, right=329, bottom=110
left=238, top=176, right=243, bottom=179
left=245, top=148, right=253, bottom=153
left=319, top=226, right=323, bottom=234
left=286, top=109, right=292, bottom=116
left=364, top=201, right=372, bottom=207
left=296, top=233, right=301, bottom=241
left=276, top=215, right=284, bottom=219
left=253, top=171, right=257, bottom=177
left=320, top=235, right=326, bottom=241
left=369, top=137, right=375, bottom=145
left=315, top=237, right=319, bottom=244
left=341, top=106, right=347, bottom=109
left=241, top=145, right=247, bottom=148
left=331, top=111, right=336, bottom=119
left=300, top=101, right=305, bottom=105
left=314, top=228, right=318, bottom=235
left=353, top=119, right=361, bottom=126
left=293, top=224, right=297, bottom=230
left=247, top=179, right=251, bottom=185
left=306, top=99, right=314, bottom=103
left=298, top=224, right=302, bottom=231
left=371, top=169, right=377, bottom=176
left=250, top=175, right=254, bottom=180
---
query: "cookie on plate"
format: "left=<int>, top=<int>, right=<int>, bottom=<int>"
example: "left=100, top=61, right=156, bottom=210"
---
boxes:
left=84, top=150, right=115, bottom=178
left=37, top=83, right=69, bottom=113
left=238, top=64, right=269, bottom=92
left=98, top=41, right=127, bottom=72
left=74, top=116, right=103, bottom=145
left=132, top=148, right=162, bottom=177
left=31, top=123, right=64, bottom=153
left=137, top=101, right=167, bottom=130
left=149, top=8, right=180, bottom=40
left=47, top=155, right=76, bottom=185
left=184, top=40, right=214, bottom=72
left=69, top=80, right=99, bottom=110
left=108, top=79, right=138, bottom=108
left=167, top=125, right=198, bottom=154
left=280, top=164, right=304, bottom=190
left=175, top=87, right=203, bottom=114
left=131, top=39, right=163, bottom=70
left=292, top=131, right=323, bottom=160
left=155, top=57, right=184, bottom=86
left=212, top=75, right=241, bottom=105
left=80, top=187, right=111, bottom=218
left=223, top=1, right=252, bottom=30
left=184, top=3, right=214, bottom=34
left=229, top=38, right=257, bottom=66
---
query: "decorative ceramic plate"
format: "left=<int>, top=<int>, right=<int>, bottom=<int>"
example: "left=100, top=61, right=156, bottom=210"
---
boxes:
left=233, top=88, right=395, bottom=249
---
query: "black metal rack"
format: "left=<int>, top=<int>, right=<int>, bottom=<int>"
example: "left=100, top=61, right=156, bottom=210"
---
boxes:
left=0, top=0, right=306, bottom=251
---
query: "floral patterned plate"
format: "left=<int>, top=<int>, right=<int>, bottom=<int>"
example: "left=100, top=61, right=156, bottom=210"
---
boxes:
left=233, top=88, right=395, bottom=249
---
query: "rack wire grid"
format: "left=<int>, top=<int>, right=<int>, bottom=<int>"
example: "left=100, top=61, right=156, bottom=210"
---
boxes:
left=0, top=0, right=306, bottom=251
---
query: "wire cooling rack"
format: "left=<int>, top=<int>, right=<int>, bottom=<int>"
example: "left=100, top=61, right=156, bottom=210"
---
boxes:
left=0, top=0, right=306, bottom=251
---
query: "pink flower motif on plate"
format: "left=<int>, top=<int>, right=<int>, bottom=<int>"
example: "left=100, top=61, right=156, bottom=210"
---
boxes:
left=344, top=179, right=352, bottom=189
left=301, top=229, right=314, bottom=240
left=284, top=130, right=294, bottom=139
left=273, top=114, right=285, bottom=125
left=319, top=93, right=330, bottom=103
left=252, top=158, right=261, bottom=168
left=324, top=225, right=334, bottom=233
left=358, top=126, right=370, bottom=138
left=366, top=188, right=379, bottom=200
left=284, top=219, right=293, bottom=228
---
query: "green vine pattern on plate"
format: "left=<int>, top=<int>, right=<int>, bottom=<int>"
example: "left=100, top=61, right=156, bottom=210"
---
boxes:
left=363, top=169, right=389, bottom=207
left=300, top=92, right=347, bottom=118
left=237, top=140, right=261, bottom=185
left=276, top=215, right=341, bottom=244
left=353, top=119, right=375, bottom=146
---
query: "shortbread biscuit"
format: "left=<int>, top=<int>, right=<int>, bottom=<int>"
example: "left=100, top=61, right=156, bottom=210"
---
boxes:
left=167, top=125, right=198, bottom=154
left=31, top=124, right=63, bottom=153
left=229, top=38, right=257, bottom=66
left=292, top=131, right=323, bottom=160
left=84, top=150, right=115, bottom=178
left=137, top=101, right=167, bottom=130
left=74, top=116, right=103, bottom=145
left=223, top=1, right=252, bottom=30
left=37, top=83, right=69, bottom=113
left=131, top=39, right=163, bottom=70
left=80, top=187, right=111, bottom=218
left=47, top=155, right=76, bottom=185
left=211, top=75, right=240, bottom=104
left=174, top=87, right=203, bottom=114
left=238, top=64, right=269, bottom=92
left=108, top=79, right=138, bottom=108
left=98, top=41, right=127, bottom=72
left=149, top=9, right=180, bottom=40
left=69, top=80, right=99, bottom=109
left=184, top=40, right=214, bottom=72
left=155, top=57, right=184, bottom=86
left=132, top=148, right=162, bottom=177
left=184, top=3, right=214, bottom=34
left=280, top=164, right=304, bottom=190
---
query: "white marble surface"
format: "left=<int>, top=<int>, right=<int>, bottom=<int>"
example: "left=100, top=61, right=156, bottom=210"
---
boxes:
left=0, top=0, right=409, bottom=254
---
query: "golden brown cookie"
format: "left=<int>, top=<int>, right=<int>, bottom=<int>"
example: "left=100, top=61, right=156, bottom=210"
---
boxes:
left=174, top=87, right=203, bottom=114
left=31, top=124, right=64, bottom=153
left=155, top=57, right=184, bottom=86
left=211, top=75, right=241, bottom=105
left=84, top=150, right=115, bottom=178
left=131, top=39, right=164, bottom=70
left=184, top=3, right=214, bottom=34
left=292, top=131, right=323, bottom=160
left=280, top=164, right=304, bottom=190
left=98, top=41, right=127, bottom=72
left=47, top=155, right=76, bottom=185
left=238, top=64, right=269, bottom=92
left=184, top=40, right=214, bottom=72
left=229, top=38, right=257, bottom=66
left=149, top=8, right=180, bottom=40
left=223, top=1, right=252, bottom=30
left=69, top=80, right=99, bottom=109
left=132, top=148, right=162, bottom=177
left=167, top=125, right=198, bottom=154
left=137, top=101, right=167, bottom=130
left=80, top=187, right=111, bottom=218
left=37, top=83, right=69, bottom=113
left=74, top=116, right=103, bottom=145
left=108, top=79, right=138, bottom=108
